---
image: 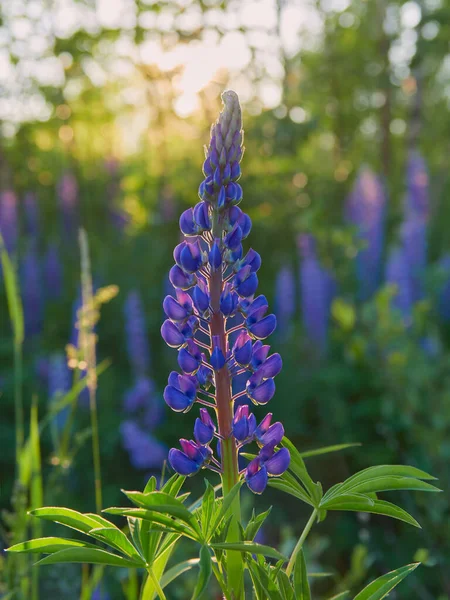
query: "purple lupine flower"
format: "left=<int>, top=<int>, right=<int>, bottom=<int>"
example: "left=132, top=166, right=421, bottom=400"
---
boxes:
left=385, top=247, right=413, bottom=321
left=124, top=290, right=150, bottom=377
left=298, top=234, right=335, bottom=356
left=275, top=265, right=296, bottom=340
left=438, top=254, right=450, bottom=322
left=405, top=150, right=429, bottom=220
left=57, top=171, right=79, bottom=235
left=120, top=420, right=166, bottom=470
left=24, top=192, right=40, bottom=239
left=161, top=91, right=289, bottom=494
left=44, top=244, right=63, bottom=299
left=123, top=376, right=163, bottom=430
left=48, top=352, right=71, bottom=431
left=344, top=167, right=387, bottom=299
left=400, top=216, right=427, bottom=302
left=21, top=245, right=43, bottom=337
left=0, top=190, right=18, bottom=254
left=92, top=586, right=111, bottom=600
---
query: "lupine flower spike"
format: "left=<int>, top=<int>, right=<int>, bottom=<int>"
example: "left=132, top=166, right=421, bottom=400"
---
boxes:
left=161, top=91, right=290, bottom=494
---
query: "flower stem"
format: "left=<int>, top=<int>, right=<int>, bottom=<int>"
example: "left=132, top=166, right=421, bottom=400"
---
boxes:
left=285, top=508, right=318, bottom=577
left=209, top=214, right=244, bottom=599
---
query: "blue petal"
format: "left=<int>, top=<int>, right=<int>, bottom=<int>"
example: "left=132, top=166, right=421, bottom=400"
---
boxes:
left=168, top=449, right=201, bottom=476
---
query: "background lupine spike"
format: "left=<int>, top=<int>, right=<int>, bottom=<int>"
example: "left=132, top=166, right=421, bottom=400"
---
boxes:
left=48, top=352, right=71, bottom=432
left=275, top=265, right=296, bottom=340
left=405, top=150, right=430, bottom=220
left=24, top=191, right=40, bottom=239
left=124, top=290, right=151, bottom=377
left=21, top=244, right=44, bottom=338
left=44, top=243, right=63, bottom=300
left=298, top=234, right=335, bottom=357
left=385, top=246, right=414, bottom=321
left=161, top=90, right=289, bottom=493
left=344, top=167, right=387, bottom=300
left=0, top=190, right=18, bottom=254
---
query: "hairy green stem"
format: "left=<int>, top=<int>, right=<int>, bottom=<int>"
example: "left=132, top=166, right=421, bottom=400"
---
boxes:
left=210, top=213, right=244, bottom=599
left=286, top=509, right=318, bottom=577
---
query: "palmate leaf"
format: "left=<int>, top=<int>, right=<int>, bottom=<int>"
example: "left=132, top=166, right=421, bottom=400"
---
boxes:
left=293, top=549, right=311, bottom=600
left=88, top=527, right=144, bottom=563
left=122, top=490, right=201, bottom=537
left=207, top=480, right=243, bottom=540
left=281, top=438, right=322, bottom=506
left=211, top=541, right=286, bottom=561
left=245, top=507, right=272, bottom=542
left=7, top=537, right=97, bottom=554
left=29, top=507, right=118, bottom=535
left=322, top=465, right=437, bottom=503
left=247, top=560, right=284, bottom=600
left=191, top=545, right=212, bottom=600
left=320, top=497, right=421, bottom=528
left=200, top=481, right=215, bottom=539
left=353, top=563, right=420, bottom=600
left=160, top=558, right=200, bottom=590
left=34, top=547, right=142, bottom=568
left=104, top=507, right=198, bottom=540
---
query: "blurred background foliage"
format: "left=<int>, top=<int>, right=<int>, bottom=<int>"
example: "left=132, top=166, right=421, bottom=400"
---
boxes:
left=1, top=0, right=450, bottom=598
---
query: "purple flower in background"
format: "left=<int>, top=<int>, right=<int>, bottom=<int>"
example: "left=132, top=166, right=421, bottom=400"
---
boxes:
left=123, top=376, right=164, bottom=429
left=24, top=192, right=40, bottom=239
left=275, top=265, right=296, bottom=340
left=0, top=190, right=18, bottom=254
left=120, top=420, right=166, bottom=470
left=48, top=352, right=71, bottom=431
left=344, top=167, right=387, bottom=299
left=92, top=585, right=111, bottom=600
left=21, top=245, right=43, bottom=337
left=400, top=216, right=427, bottom=302
left=124, top=290, right=150, bottom=376
left=44, top=244, right=63, bottom=299
left=405, top=150, right=429, bottom=220
left=385, top=247, right=413, bottom=321
left=57, top=171, right=79, bottom=235
left=160, top=91, right=289, bottom=494
left=438, top=254, right=450, bottom=322
left=298, top=234, right=335, bottom=356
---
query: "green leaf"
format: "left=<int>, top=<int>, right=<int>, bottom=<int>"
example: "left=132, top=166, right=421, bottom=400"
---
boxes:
left=160, top=558, right=200, bottom=590
left=0, top=236, right=24, bottom=345
left=7, top=537, right=96, bottom=554
left=293, top=550, right=311, bottom=600
left=320, top=493, right=375, bottom=510
left=34, top=547, right=142, bottom=568
left=345, top=476, right=440, bottom=495
left=122, top=491, right=201, bottom=536
left=299, top=443, right=361, bottom=459
left=353, top=563, right=420, bottom=600
left=327, top=592, right=350, bottom=599
left=323, top=465, right=437, bottom=503
left=161, top=474, right=186, bottom=497
left=281, top=438, right=321, bottom=505
left=277, top=569, right=294, bottom=600
left=247, top=560, right=283, bottom=600
left=104, top=508, right=197, bottom=540
left=29, top=507, right=112, bottom=535
left=88, top=528, right=145, bottom=564
left=201, top=481, right=215, bottom=539
left=245, top=507, right=272, bottom=541
left=191, top=545, right=212, bottom=599
left=211, top=542, right=286, bottom=561
left=141, top=544, right=178, bottom=600
left=144, top=477, right=158, bottom=494
left=321, top=497, right=420, bottom=528
left=208, top=480, right=243, bottom=540
left=268, top=478, right=314, bottom=506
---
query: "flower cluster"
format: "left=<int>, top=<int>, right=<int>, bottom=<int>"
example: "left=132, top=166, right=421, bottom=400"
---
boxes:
left=161, top=91, right=289, bottom=494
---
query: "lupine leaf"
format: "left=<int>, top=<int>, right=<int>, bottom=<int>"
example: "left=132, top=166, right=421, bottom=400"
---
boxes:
left=299, top=443, right=361, bottom=459
left=161, top=474, right=186, bottom=497
left=29, top=507, right=112, bottom=535
left=121, top=491, right=201, bottom=536
left=353, top=563, right=420, bottom=599
left=88, top=527, right=144, bottom=563
left=293, top=549, right=311, bottom=600
left=201, top=481, right=215, bottom=539
left=281, top=438, right=321, bottom=505
left=320, top=493, right=376, bottom=509
left=34, top=547, right=142, bottom=568
left=104, top=508, right=198, bottom=540
left=345, top=476, right=440, bottom=495
left=208, top=480, right=243, bottom=540
left=268, top=478, right=314, bottom=506
left=245, top=507, right=272, bottom=541
left=211, top=542, right=286, bottom=561
left=246, top=560, right=284, bottom=600
left=144, top=477, right=158, bottom=494
left=320, top=497, right=420, bottom=528
left=191, top=545, right=212, bottom=599
left=327, top=592, right=350, bottom=599
left=277, top=569, right=295, bottom=600
left=7, top=537, right=96, bottom=554
left=160, top=558, right=200, bottom=590
left=323, top=465, right=437, bottom=503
